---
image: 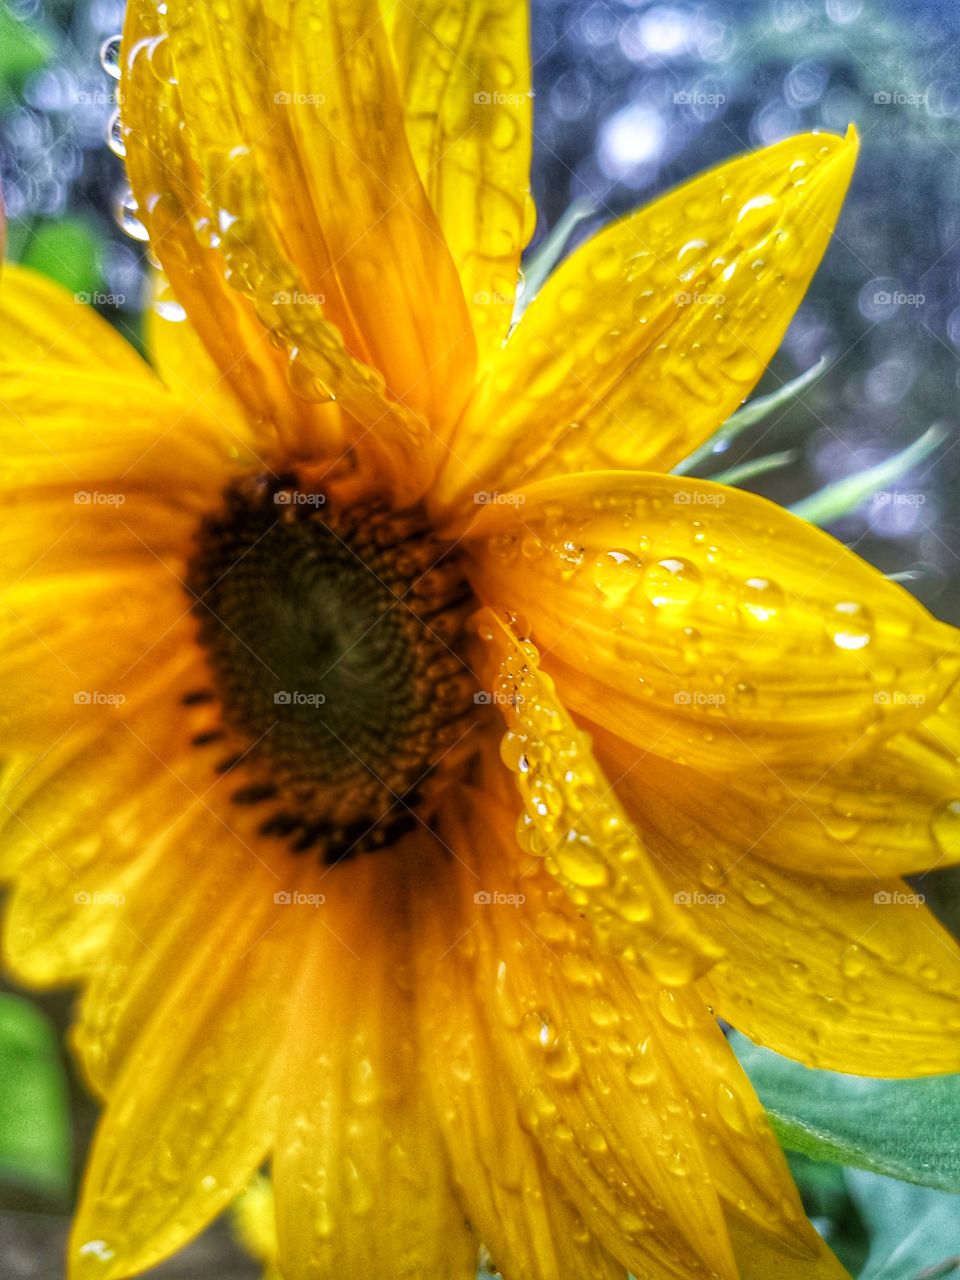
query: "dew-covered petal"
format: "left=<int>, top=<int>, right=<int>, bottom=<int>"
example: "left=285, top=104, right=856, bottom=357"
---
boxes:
left=434, top=129, right=857, bottom=507
left=120, top=0, right=328, bottom=454
left=641, top=683, right=960, bottom=881
left=434, top=789, right=739, bottom=1280
left=272, top=849, right=476, bottom=1280
left=471, top=608, right=719, bottom=983
left=725, top=1207, right=851, bottom=1280
left=413, top=833, right=625, bottom=1280
left=465, top=471, right=960, bottom=774
left=595, top=729, right=960, bottom=1076
left=68, top=844, right=308, bottom=1280
left=392, top=0, right=533, bottom=369
left=122, top=0, right=436, bottom=497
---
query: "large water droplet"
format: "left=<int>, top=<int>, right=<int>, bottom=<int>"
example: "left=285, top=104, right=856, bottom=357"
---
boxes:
left=741, top=576, right=783, bottom=623
left=643, top=557, right=702, bottom=607
left=99, top=35, right=122, bottom=80
left=106, top=109, right=125, bottom=158
left=593, top=549, right=641, bottom=605
left=830, top=600, right=874, bottom=650
left=736, top=193, right=780, bottom=246
left=113, top=187, right=149, bottom=242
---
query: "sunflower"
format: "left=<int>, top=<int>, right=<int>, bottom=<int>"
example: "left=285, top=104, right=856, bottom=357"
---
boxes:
left=3, top=1, right=960, bottom=1278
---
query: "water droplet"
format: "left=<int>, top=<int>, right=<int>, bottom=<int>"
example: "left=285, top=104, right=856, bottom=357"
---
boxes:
left=736, top=193, right=780, bottom=246
left=154, top=298, right=187, bottom=323
left=643, top=557, right=702, bottom=607
left=99, top=35, right=122, bottom=80
left=741, top=576, right=783, bottom=623
left=830, top=601, right=874, bottom=650
left=113, top=187, right=149, bottom=242
left=716, top=1082, right=750, bottom=1134
left=593, top=549, right=641, bottom=605
left=841, top=945, right=869, bottom=979
left=555, top=834, right=610, bottom=888
left=106, top=109, right=125, bottom=157
left=743, top=877, right=773, bottom=907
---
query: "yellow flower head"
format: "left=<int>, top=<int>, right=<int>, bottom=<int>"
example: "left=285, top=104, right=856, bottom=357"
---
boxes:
left=1, top=3, right=959, bottom=1280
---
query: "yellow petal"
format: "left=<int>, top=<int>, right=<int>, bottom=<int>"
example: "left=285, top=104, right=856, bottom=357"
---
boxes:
left=434, top=788, right=739, bottom=1280
left=127, top=0, right=475, bottom=473
left=472, top=608, right=719, bottom=982
left=413, top=834, right=632, bottom=1280
left=68, top=848, right=309, bottom=1280
left=465, top=470, right=960, bottom=773
left=392, top=0, right=533, bottom=368
left=726, top=1208, right=851, bottom=1280
left=435, top=128, right=857, bottom=507
left=272, top=847, right=476, bottom=1280
left=0, top=264, right=231, bottom=507
left=654, top=684, right=960, bottom=881
left=120, top=1, right=329, bottom=456
left=145, top=271, right=259, bottom=441
left=595, top=728, right=960, bottom=1076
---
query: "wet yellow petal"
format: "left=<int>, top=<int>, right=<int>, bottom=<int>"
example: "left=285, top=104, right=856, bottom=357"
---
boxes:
left=435, top=128, right=856, bottom=507
left=272, top=848, right=476, bottom=1280
left=726, top=1208, right=851, bottom=1280
left=465, top=471, right=960, bottom=773
left=435, top=790, right=738, bottom=1280
left=121, top=0, right=327, bottom=455
left=125, top=0, right=433, bottom=496
left=68, top=851, right=308, bottom=1280
left=663, top=684, right=960, bottom=881
left=146, top=271, right=259, bottom=441
left=596, top=728, right=960, bottom=1076
left=392, top=0, right=533, bottom=368
left=473, top=608, right=719, bottom=982
left=131, top=0, right=475, bottom=455
left=413, top=830, right=625, bottom=1280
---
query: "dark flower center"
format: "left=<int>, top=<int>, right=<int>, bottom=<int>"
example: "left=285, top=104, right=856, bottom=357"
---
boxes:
left=184, top=473, right=478, bottom=860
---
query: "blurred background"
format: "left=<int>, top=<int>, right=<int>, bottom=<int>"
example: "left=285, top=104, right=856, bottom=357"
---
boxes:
left=1, top=0, right=960, bottom=1275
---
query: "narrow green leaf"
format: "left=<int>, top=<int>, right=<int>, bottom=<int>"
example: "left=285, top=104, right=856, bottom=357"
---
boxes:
left=790, top=423, right=946, bottom=526
left=0, top=993, right=71, bottom=1202
left=732, top=1032, right=960, bottom=1193
left=516, top=197, right=597, bottom=318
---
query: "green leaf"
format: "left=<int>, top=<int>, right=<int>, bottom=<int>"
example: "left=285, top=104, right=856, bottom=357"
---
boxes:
left=732, top=1032, right=960, bottom=1193
left=789, top=423, right=946, bottom=526
left=847, top=1170, right=960, bottom=1279
left=0, top=994, right=71, bottom=1203
left=21, top=217, right=104, bottom=298
left=0, top=3, right=52, bottom=106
